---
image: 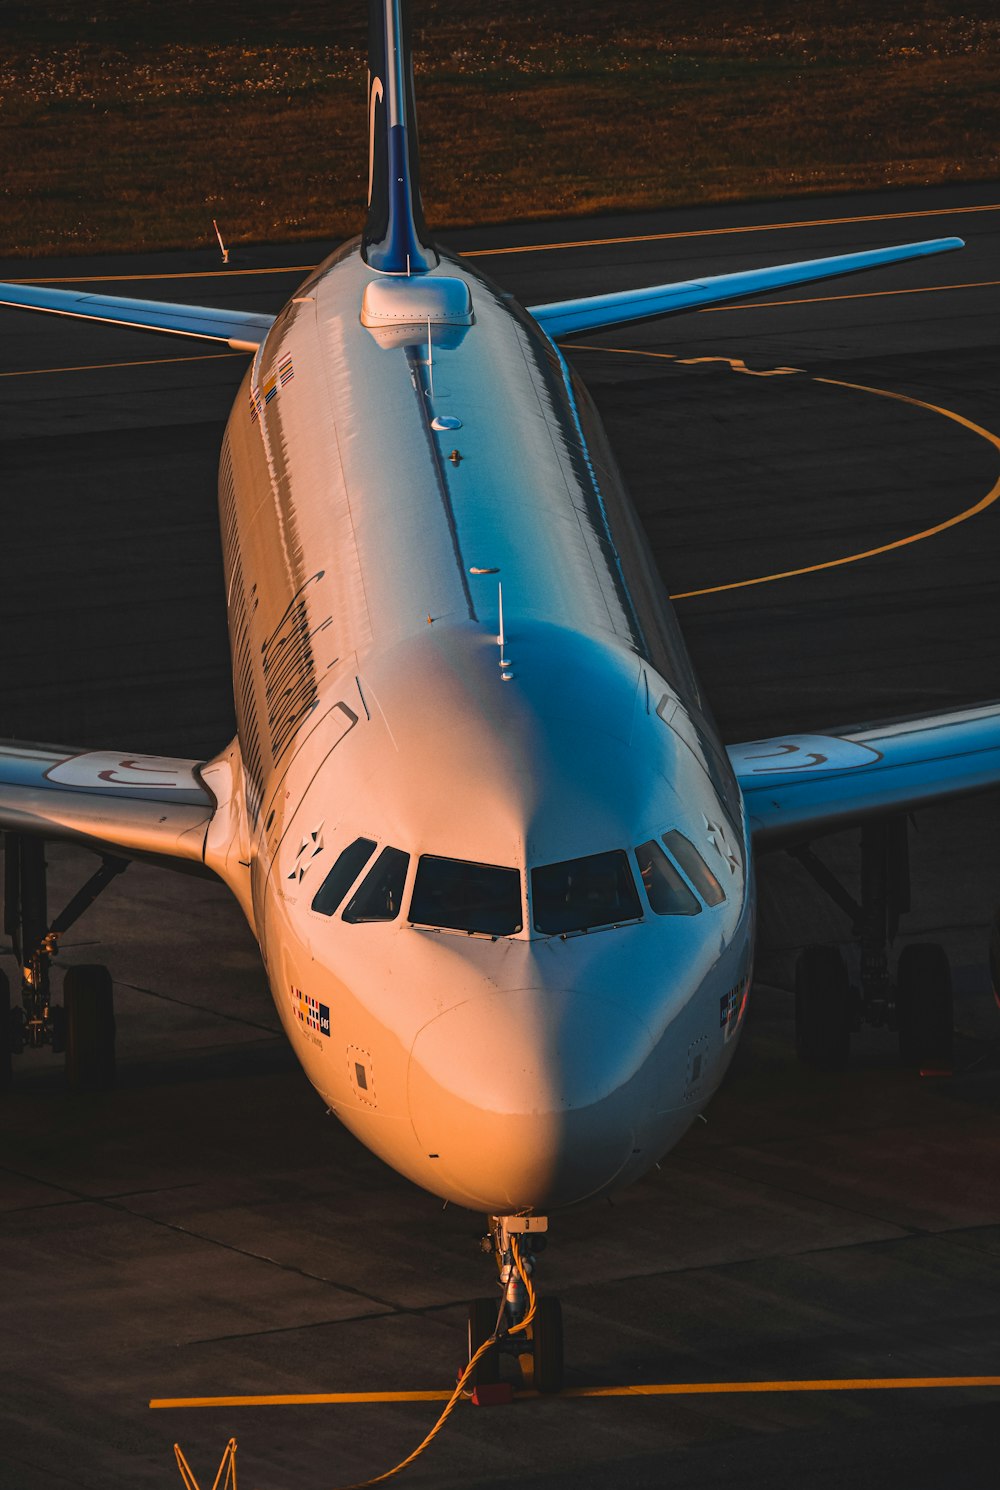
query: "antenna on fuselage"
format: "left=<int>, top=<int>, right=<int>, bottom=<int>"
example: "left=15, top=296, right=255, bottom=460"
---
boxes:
left=426, top=317, right=434, bottom=397
left=498, top=582, right=512, bottom=680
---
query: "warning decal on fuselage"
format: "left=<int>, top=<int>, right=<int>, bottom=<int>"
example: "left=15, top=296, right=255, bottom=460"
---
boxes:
left=289, top=984, right=330, bottom=1045
left=720, top=976, right=749, bottom=1043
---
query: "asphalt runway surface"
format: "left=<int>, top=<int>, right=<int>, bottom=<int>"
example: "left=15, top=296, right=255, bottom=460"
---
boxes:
left=1, top=182, right=999, bottom=1489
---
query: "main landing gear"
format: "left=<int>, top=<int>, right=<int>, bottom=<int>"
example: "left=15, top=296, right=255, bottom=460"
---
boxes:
left=1, top=833, right=126, bottom=1092
left=468, top=1215, right=564, bottom=1395
left=790, top=816, right=953, bottom=1072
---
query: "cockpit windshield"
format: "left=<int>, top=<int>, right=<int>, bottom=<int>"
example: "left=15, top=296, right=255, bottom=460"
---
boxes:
left=531, top=849, right=641, bottom=935
left=312, top=837, right=377, bottom=916
left=342, top=846, right=410, bottom=923
left=409, top=855, right=522, bottom=936
left=635, top=839, right=701, bottom=915
left=662, top=830, right=726, bottom=906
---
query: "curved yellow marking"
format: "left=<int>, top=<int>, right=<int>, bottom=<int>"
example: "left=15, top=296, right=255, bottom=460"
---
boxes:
left=0, top=351, right=243, bottom=379
left=570, top=345, right=1000, bottom=599
left=675, top=379, right=1000, bottom=598
left=149, top=1375, right=1000, bottom=1408
left=571, top=344, right=801, bottom=379
left=675, top=355, right=803, bottom=377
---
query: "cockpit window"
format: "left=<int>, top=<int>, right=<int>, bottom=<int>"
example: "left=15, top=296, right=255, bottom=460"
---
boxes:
left=531, top=849, right=641, bottom=935
left=342, top=846, right=410, bottom=923
left=635, top=840, right=701, bottom=916
left=662, top=830, right=726, bottom=906
left=409, top=855, right=522, bottom=936
left=311, top=837, right=377, bottom=916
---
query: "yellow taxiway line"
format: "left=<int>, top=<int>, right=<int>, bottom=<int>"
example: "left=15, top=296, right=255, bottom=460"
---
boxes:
left=0, top=350, right=245, bottom=380
left=703, top=277, right=1000, bottom=313
left=467, top=201, right=1000, bottom=258
left=564, top=1375, right=1000, bottom=1398
left=150, top=1374, right=1000, bottom=1409
left=675, top=381, right=1000, bottom=599
left=3, top=265, right=315, bottom=286
left=6, top=316, right=999, bottom=607
left=6, top=200, right=999, bottom=286
left=569, top=346, right=1000, bottom=600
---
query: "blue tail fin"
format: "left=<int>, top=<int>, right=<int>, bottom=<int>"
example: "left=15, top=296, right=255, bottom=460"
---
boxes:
left=364, top=0, right=437, bottom=273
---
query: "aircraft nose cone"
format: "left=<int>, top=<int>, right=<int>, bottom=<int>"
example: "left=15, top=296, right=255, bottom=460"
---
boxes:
left=408, top=987, right=653, bottom=1211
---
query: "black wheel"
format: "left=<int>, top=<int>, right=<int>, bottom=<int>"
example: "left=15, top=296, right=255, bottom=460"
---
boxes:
left=532, top=1295, right=564, bottom=1394
left=10, top=1004, right=25, bottom=1055
left=50, top=1002, right=66, bottom=1054
left=0, top=969, right=11, bottom=1092
left=794, top=945, right=851, bottom=1070
left=64, top=965, right=116, bottom=1091
left=896, top=943, right=953, bottom=1070
left=467, top=1297, right=500, bottom=1386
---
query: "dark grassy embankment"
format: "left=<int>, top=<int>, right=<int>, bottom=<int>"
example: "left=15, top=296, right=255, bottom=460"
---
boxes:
left=1, top=0, right=998, bottom=257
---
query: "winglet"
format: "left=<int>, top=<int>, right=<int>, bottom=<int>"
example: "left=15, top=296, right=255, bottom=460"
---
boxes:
left=363, top=0, right=437, bottom=274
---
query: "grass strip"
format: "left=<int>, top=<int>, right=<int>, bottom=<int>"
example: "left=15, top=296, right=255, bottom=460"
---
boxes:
left=1, top=0, right=997, bottom=257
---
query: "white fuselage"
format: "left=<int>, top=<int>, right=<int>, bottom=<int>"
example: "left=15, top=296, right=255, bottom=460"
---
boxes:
left=215, top=240, right=754, bottom=1214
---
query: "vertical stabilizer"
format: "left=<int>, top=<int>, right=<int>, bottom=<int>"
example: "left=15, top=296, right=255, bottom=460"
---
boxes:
left=364, top=0, right=438, bottom=273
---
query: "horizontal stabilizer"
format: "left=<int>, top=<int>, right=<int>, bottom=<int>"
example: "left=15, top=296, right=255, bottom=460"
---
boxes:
left=529, top=237, right=964, bottom=339
left=0, top=741, right=215, bottom=868
left=729, top=701, right=1000, bottom=846
left=0, top=282, right=274, bottom=350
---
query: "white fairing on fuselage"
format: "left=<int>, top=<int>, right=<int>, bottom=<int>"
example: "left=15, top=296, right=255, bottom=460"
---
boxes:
left=218, top=240, right=754, bottom=1214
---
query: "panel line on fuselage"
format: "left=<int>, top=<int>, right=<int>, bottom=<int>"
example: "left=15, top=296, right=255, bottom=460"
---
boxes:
left=403, top=342, right=476, bottom=622
left=548, top=336, right=651, bottom=658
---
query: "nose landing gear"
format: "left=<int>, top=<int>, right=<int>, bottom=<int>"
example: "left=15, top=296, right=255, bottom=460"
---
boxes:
left=468, top=1215, right=564, bottom=1395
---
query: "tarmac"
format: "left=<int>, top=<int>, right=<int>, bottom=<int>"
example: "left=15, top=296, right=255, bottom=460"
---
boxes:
left=1, top=182, right=999, bottom=1489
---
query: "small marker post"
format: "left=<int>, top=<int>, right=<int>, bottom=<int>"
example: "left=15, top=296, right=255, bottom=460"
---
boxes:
left=212, top=219, right=230, bottom=265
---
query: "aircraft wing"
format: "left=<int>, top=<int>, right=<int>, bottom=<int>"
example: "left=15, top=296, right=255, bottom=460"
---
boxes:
left=729, top=702, right=1000, bottom=848
left=0, top=282, right=274, bottom=350
left=0, top=741, right=215, bottom=870
left=529, top=237, right=963, bottom=339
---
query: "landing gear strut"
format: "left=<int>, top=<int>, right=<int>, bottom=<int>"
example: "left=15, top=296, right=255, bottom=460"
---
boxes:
left=469, top=1215, right=564, bottom=1394
left=790, top=816, right=953, bottom=1071
left=1, top=833, right=126, bottom=1091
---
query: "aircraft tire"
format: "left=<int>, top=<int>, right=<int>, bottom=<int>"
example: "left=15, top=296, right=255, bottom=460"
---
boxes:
left=988, top=907, right=1000, bottom=1010
left=64, top=964, right=116, bottom=1092
left=794, top=945, right=851, bottom=1070
left=50, top=1002, right=66, bottom=1054
left=532, top=1295, right=564, bottom=1394
left=0, top=969, right=11, bottom=1092
left=467, top=1297, right=501, bottom=1386
left=897, top=943, right=953, bottom=1070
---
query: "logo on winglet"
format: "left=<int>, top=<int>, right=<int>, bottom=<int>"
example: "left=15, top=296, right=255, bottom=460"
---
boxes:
left=368, top=75, right=384, bottom=205
left=729, top=735, right=882, bottom=776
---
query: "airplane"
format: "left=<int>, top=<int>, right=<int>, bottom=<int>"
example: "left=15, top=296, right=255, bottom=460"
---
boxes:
left=1, top=0, right=999, bottom=1395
